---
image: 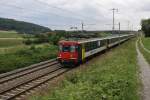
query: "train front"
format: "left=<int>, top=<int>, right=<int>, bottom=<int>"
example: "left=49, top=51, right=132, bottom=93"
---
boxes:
left=57, top=41, right=79, bottom=66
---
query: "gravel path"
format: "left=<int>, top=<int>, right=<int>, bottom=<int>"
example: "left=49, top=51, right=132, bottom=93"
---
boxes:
left=136, top=41, right=150, bottom=100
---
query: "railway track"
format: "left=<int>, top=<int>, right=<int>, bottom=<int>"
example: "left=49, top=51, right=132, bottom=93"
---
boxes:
left=0, top=59, right=70, bottom=100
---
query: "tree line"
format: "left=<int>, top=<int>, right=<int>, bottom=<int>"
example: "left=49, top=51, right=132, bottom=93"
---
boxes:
left=23, top=30, right=104, bottom=45
left=141, top=19, right=150, bottom=37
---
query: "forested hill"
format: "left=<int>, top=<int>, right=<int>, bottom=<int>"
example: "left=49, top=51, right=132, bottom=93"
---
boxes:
left=0, top=18, right=51, bottom=34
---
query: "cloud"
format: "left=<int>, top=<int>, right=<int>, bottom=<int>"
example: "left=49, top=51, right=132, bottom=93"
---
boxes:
left=0, top=0, right=149, bottom=30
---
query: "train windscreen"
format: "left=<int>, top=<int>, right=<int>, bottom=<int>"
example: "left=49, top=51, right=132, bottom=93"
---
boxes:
left=59, top=45, right=76, bottom=52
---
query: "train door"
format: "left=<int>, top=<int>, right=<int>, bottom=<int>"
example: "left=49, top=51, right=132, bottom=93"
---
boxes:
left=106, top=39, right=109, bottom=48
left=77, top=44, right=82, bottom=63
left=81, top=43, right=85, bottom=63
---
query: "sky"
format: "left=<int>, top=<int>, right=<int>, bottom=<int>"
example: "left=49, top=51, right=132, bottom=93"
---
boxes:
left=0, top=0, right=150, bottom=31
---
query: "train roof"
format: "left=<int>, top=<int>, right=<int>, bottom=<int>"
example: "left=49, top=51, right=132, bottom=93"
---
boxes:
left=79, top=34, right=132, bottom=44
left=59, top=34, right=133, bottom=44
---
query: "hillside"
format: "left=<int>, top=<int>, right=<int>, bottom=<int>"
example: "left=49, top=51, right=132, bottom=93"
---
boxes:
left=0, top=17, right=51, bottom=34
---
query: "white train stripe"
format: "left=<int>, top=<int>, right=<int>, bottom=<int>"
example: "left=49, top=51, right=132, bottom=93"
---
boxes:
left=85, top=46, right=106, bottom=58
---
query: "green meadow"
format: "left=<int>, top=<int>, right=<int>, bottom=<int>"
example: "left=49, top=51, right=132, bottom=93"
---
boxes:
left=138, top=37, right=150, bottom=64
left=0, top=30, right=22, bottom=38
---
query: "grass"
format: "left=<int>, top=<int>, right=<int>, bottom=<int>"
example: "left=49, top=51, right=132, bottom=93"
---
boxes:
left=0, top=30, right=59, bottom=73
left=0, top=45, right=26, bottom=54
left=0, top=44, right=58, bottom=73
left=0, top=39, right=23, bottom=47
left=141, top=37, right=150, bottom=50
left=99, top=32, right=112, bottom=37
left=0, top=30, right=22, bottom=38
left=30, top=39, right=139, bottom=100
left=138, top=37, right=150, bottom=64
left=0, top=43, right=50, bottom=54
left=0, top=30, right=24, bottom=47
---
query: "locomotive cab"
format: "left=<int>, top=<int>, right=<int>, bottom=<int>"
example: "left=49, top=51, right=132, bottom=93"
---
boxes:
left=58, top=41, right=79, bottom=66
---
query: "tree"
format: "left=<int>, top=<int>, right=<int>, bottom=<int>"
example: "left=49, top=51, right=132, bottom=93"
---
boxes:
left=141, top=19, right=150, bottom=37
left=49, top=34, right=60, bottom=45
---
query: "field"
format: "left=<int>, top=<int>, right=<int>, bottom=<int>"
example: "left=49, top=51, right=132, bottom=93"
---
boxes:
left=0, top=44, right=58, bottom=73
left=0, top=30, right=37, bottom=53
left=30, top=39, right=139, bottom=100
left=0, top=30, right=22, bottom=38
left=0, top=30, right=59, bottom=73
left=0, top=30, right=24, bottom=48
left=0, top=39, right=23, bottom=48
left=0, top=43, right=51, bottom=54
left=138, top=37, right=150, bottom=64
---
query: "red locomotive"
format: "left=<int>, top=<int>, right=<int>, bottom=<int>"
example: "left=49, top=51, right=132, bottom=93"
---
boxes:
left=57, top=41, right=80, bottom=65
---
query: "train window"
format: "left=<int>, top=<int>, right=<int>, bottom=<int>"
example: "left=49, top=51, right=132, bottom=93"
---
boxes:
left=94, top=41, right=97, bottom=49
left=70, top=46, right=76, bottom=53
left=98, top=41, right=101, bottom=47
left=61, top=45, right=77, bottom=52
left=85, top=42, right=90, bottom=52
left=100, top=40, right=105, bottom=46
left=91, top=42, right=94, bottom=50
left=62, top=46, right=70, bottom=52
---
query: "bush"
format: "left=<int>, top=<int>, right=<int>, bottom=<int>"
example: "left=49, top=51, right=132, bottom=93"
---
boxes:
left=49, top=35, right=60, bottom=45
left=141, top=19, right=150, bottom=37
left=23, top=38, right=32, bottom=45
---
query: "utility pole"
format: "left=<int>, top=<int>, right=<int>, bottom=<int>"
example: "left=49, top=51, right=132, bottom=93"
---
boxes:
left=127, top=20, right=130, bottom=30
left=119, top=22, right=120, bottom=33
left=119, top=22, right=121, bottom=45
left=131, top=24, right=133, bottom=31
left=111, top=8, right=118, bottom=32
left=81, top=22, right=84, bottom=33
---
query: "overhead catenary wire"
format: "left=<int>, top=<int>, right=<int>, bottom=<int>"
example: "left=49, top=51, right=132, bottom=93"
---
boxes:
left=0, top=4, right=97, bottom=28
left=35, top=0, right=102, bottom=22
left=0, top=3, right=83, bottom=22
left=0, top=11, right=83, bottom=31
left=0, top=3, right=85, bottom=29
left=0, top=0, right=113, bottom=30
left=0, top=0, right=107, bottom=23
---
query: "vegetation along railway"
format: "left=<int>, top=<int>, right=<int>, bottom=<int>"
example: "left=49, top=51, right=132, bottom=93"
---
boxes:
left=0, top=34, right=135, bottom=100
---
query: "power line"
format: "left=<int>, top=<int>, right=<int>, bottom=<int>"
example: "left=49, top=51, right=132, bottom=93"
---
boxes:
left=0, top=3, right=103, bottom=30
left=35, top=0, right=101, bottom=22
left=0, top=9, right=86, bottom=30
left=0, top=3, right=83, bottom=22
left=0, top=1, right=109, bottom=30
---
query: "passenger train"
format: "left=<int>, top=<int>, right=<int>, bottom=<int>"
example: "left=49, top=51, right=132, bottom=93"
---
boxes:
left=57, top=34, right=135, bottom=66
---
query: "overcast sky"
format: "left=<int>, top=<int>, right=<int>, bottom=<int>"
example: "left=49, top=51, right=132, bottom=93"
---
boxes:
left=0, top=0, right=149, bottom=31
